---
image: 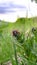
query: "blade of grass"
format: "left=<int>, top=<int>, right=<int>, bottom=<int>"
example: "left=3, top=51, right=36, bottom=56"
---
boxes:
left=13, top=39, right=18, bottom=65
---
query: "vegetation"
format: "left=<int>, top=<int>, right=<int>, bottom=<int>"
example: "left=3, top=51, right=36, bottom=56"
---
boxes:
left=31, top=0, right=37, bottom=3
left=0, top=17, right=37, bottom=65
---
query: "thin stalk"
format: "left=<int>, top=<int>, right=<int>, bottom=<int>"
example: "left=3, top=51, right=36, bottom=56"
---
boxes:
left=13, top=42, right=18, bottom=65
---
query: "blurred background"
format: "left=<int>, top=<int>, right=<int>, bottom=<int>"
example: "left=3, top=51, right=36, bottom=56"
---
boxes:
left=0, top=0, right=37, bottom=22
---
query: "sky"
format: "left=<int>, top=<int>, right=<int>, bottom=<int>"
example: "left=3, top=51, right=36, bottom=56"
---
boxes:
left=0, top=0, right=37, bottom=22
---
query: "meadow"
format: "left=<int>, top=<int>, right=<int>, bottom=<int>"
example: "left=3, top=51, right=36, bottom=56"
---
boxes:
left=0, top=17, right=37, bottom=65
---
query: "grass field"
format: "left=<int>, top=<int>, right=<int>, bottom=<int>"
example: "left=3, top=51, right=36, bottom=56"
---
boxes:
left=0, top=17, right=37, bottom=65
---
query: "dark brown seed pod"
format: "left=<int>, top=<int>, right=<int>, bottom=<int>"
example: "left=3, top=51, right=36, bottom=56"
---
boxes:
left=32, top=27, right=36, bottom=32
left=12, top=30, right=20, bottom=37
left=12, top=30, right=25, bottom=43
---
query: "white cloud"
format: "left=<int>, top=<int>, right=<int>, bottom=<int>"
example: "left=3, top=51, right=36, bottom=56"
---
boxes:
left=0, top=13, right=17, bottom=22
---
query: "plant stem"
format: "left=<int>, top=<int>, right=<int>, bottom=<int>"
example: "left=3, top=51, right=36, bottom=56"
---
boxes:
left=13, top=42, right=18, bottom=65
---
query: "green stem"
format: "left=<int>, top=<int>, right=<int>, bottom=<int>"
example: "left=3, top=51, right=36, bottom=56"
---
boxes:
left=13, top=42, right=18, bottom=65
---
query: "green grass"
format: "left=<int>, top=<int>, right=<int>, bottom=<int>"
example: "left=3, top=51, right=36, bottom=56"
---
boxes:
left=0, top=17, right=37, bottom=65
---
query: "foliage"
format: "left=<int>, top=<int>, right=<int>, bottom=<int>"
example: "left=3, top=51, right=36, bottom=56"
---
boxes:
left=31, top=0, right=37, bottom=3
left=0, top=17, right=37, bottom=65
